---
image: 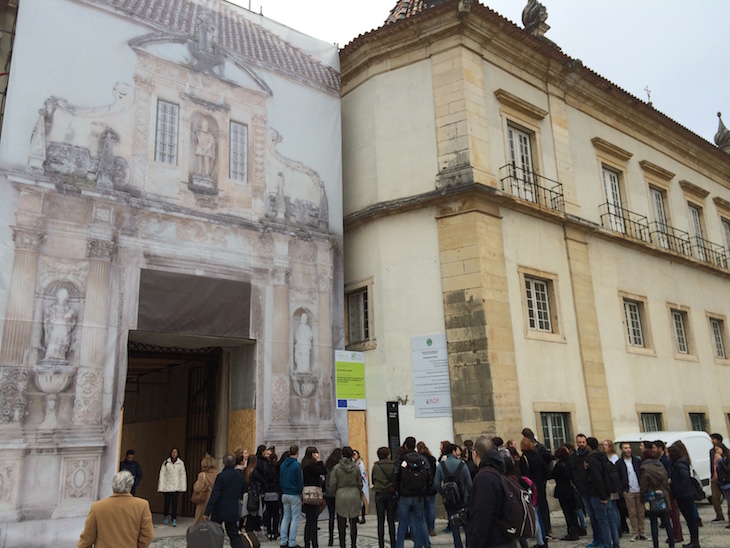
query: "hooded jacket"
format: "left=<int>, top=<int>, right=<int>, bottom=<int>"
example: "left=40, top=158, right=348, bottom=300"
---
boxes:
left=279, top=456, right=303, bottom=496
left=585, top=450, right=609, bottom=500
left=330, top=457, right=363, bottom=518
left=465, top=449, right=514, bottom=548
left=669, top=457, right=694, bottom=500
left=639, top=458, right=672, bottom=512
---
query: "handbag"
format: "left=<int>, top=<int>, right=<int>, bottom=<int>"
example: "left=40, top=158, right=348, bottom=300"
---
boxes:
left=191, top=474, right=209, bottom=504
left=302, top=485, right=323, bottom=505
left=689, top=465, right=705, bottom=501
left=241, top=530, right=261, bottom=548
left=643, top=489, right=667, bottom=514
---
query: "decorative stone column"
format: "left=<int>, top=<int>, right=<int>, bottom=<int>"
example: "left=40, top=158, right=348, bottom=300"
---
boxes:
left=0, top=228, right=45, bottom=425
left=72, top=238, right=114, bottom=426
left=316, top=243, right=334, bottom=421
left=269, top=240, right=291, bottom=425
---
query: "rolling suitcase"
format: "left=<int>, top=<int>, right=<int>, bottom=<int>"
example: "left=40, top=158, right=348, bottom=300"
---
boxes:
left=186, top=520, right=225, bottom=548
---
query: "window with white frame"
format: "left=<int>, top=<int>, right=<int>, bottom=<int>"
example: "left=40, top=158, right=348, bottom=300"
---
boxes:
left=541, top=412, right=571, bottom=452
left=641, top=412, right=663, bottom=432
left=624, top=299, right=645, bottom=347
left=671, top=309, right=689, bottom=354
left=710, top=318, right=727, bottom=359
left=155, top=99, right=179, bottom=164
left=229, top=121, right=248, bottom=182
left=722, top=218, right=730, bottom=253
left=689, top=412, right=707, bottom=432
left=603, top=167, right=625, bottom=233
left=346, top=287, right=370, bottom=346
left=688, top=203, right=706, bottom=261
left=507, top=125, right=537, bottom=203
left=525, top=276, right=553, bottom=332
left=650, top=186, right=670, bottom=249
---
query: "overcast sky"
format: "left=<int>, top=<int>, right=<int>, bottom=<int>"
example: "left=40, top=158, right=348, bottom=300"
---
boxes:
left=228, top=0, right=728, bottom=147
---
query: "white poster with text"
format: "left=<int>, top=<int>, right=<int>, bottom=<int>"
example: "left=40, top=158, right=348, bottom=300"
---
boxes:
left=411, top=334, right=452, bottom=418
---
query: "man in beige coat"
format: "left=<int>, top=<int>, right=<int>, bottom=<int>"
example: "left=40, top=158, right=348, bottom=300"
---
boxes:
left=78, top=470, right=154, bottom=548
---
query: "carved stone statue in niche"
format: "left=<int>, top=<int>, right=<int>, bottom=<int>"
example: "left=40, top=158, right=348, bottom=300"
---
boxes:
left=294, top=313, right=313, bottom=372
left=193, top=118, right=216, bottom=177
left=42, top=287, right=77, bottom=364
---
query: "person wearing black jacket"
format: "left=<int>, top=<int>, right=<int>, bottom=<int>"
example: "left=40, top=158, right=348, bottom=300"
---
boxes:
left=668, top=444, right=700, bottom=548
left=393, top=436, right=431, bottom=548
left=582, top=438, right=611, bottom=548
left=465, top=436, right=517, bottom=548
left=552, top=447, right=580, bottom=541
left=616, top=442, right=645, bottom=541
left=204, top=453, right=248, bottom=548
left=519, top=437, right=550, bottom=542
left=302, top=446, right=327, bottom=548
left=521, top=428, right=554, bottom=538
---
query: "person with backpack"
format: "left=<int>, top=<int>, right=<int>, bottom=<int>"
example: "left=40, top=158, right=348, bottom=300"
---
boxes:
left=466, top=436, right=521, bottom=548
left=242, top=454, right=265, bottom=533
left=372, top=446, right=397, bottom=548
left=434, top=442, right=472, bottom=548
left=521, top=428, right=554, bottom=539
left=393, top=436, right=431, bottom=548
left=518, top=438, right=549, bottom=545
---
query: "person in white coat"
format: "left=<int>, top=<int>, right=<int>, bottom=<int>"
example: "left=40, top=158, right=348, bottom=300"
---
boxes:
left=157, top=447, right=187, bottom=527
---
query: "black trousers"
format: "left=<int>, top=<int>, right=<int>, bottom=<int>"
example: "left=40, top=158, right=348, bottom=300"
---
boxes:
left=264, top=499, right=280, bottom=536
left=337, top=515, right=357, bottom=548
left=648, top=511, right=674, bottom=548
left=558, top=495, right=580, bottom=538
left=537, top=482, right=551, bottom=534
left=304, top=503, right=320, bottom=548
left=675, top=496, right=699, bottom=545
left=163, top=492, right=179, bottom=519
left=325, top=496, right=336, bottom=544
left=224, top=520, right=245, bottom=548
left=375, top=492, right=396, bottom=548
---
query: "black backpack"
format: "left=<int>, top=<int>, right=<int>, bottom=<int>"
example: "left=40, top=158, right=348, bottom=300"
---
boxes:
left=441, top=461, right=466, bottom=510
left=247, top=480, right=261, bottom=513
left=603, top=460, right=620, bottom=494
left=482, top=468, right=535, bottom=540
left=399, top=452, right=428, bottom=496
left=717, top=457, right=730, bottom=485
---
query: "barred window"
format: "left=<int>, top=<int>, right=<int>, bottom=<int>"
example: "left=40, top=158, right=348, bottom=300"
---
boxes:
left=229, top=121, right=248, bottom=182
left=641, top=413, right=662, bottom=432
left=155, top=100, right=179, bottom=164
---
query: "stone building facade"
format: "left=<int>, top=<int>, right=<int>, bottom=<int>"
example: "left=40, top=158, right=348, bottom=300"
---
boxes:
left=341, top=0, right=730, bottom=460
left=0, top=0, right=343, bottom=544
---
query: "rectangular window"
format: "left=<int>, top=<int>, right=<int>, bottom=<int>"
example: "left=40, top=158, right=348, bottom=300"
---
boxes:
left=650, top=186, right=670, bottom=249
left=624, top=299, right=645, bottom=347
left=688, top=204, right=706, bottom=261
left=347, top=288, right=369, bottom=345
left=155, top=99, right=179, bottom=164
left=672, top=309, right=689, bottom=354
left=507, top=125, right=536, bottom=203
left=525, top=276, right=552, bottom=332
left=603, top=167, right=625, bottom=233
left=540, top=412, right=571, bottom=452
left=689, top=413, right=707, bottom=432
left=722, top=218, right=730, bottom=253
left=710, top=318, right=727, bottom=359
left=229, top=121, right=248, bottom=182
left=641, top=412, right=663, bottom=432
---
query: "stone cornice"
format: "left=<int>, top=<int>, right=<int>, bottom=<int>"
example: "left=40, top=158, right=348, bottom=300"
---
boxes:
left=591, top=138, right=633, bottom=162
left=494, top=89, right=548, bottom=120
left=713, top=196, right=730, bottom=215
left=639, top=160, right=675, bottom=181
left=679, top=179, right=710, bottom=200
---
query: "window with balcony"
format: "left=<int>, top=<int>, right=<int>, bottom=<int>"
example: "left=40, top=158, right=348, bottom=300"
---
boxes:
left=603, top=167, right=625, bottom=233
left=688, top=203, right=707, bottom=261
left=722, top=218, right=730, bottom=254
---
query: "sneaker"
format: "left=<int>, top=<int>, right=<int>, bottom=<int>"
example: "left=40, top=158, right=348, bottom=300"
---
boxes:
left=172, top=519, right=177, bottom=527
left=586, top=543, right=600, bottom=548
left=163, top=516, right=168, bottom=525
left=630, top=535, right=639, bottom=542
left=712, top=517, right=724, bottom=522
left=638, top=536, right=648, bottom=540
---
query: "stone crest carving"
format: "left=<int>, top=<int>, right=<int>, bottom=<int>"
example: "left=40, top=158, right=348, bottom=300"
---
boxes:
left=0, top=461, right=16, bottom=503
left=62, top=458, right=96, bottom=500
left=319, top=376, right=333, bottom=421
left=72, top=368, right=103, bottom=425
left=12, top=228, right=45, bottom=252
left=0, top=367, right=28, bottom=424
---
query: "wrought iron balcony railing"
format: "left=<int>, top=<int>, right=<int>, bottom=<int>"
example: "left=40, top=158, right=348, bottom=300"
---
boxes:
left=499, top=164, right=564, bottom=213
left=690, top=236, right=728, bottom=268
left=599, top=202, right=650, bottom=243
left=649, top=222, right=692, bottom=257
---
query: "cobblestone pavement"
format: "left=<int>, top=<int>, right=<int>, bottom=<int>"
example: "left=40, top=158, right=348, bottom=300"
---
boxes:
left=150, top=503, right=730, bottom=548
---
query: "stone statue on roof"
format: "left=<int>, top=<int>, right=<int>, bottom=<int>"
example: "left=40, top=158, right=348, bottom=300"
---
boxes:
left=715, top=112, right=730, bottom=154
left=522, top=0, right=549, bottom=37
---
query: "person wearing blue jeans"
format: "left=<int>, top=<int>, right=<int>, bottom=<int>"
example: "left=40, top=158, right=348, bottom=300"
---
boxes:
left=396, top=495, right=426, bottom=548
left=433, top=444, right=472, bottom=548
left=584, top=437, right=614, bottom=548
left=279, top=445, right=303, bottom=548
left=393, top=437, right=432, bottom=548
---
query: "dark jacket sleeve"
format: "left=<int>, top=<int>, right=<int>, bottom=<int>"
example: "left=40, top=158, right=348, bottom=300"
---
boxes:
left=670, top=460, right=693, bottom=499
left=588, top=455, right=607, bottom=500
left=616, top=459, right=628, bottom=493
left=204, top=474, right=223, bottom=517
left=466, top=468, right=509, bottom=548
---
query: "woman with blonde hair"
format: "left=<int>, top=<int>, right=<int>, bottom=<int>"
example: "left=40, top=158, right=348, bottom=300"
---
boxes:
left=192, top=453, right=218, bottom=524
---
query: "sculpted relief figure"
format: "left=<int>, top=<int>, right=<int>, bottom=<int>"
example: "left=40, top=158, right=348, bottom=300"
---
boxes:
left=294, top=313, right=313, bottom=372
left=43, top=287, right=77, bottom=363
left=193, top=119, right=216, bottom=177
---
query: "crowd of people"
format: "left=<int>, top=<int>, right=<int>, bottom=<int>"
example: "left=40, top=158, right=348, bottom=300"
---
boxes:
left=78, top=430, right=730, bottom=548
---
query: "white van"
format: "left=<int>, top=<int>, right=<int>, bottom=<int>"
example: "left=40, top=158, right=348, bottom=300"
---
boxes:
left=613, top=431, right=713, bottom=499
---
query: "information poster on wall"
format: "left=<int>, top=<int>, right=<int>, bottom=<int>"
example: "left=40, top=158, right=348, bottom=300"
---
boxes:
left=411, top=334, right=452, bottom=418
left=335, top=350, right=366, bottom=410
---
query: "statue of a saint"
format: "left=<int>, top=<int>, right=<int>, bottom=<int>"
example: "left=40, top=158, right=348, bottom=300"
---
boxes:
left=194, top=119, right=216, bottom=177
left=43, top=287, right=77, bottom=362
left=196, top=14, right=217, bottom=55
left=294, top=313, right=313, bottom=372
